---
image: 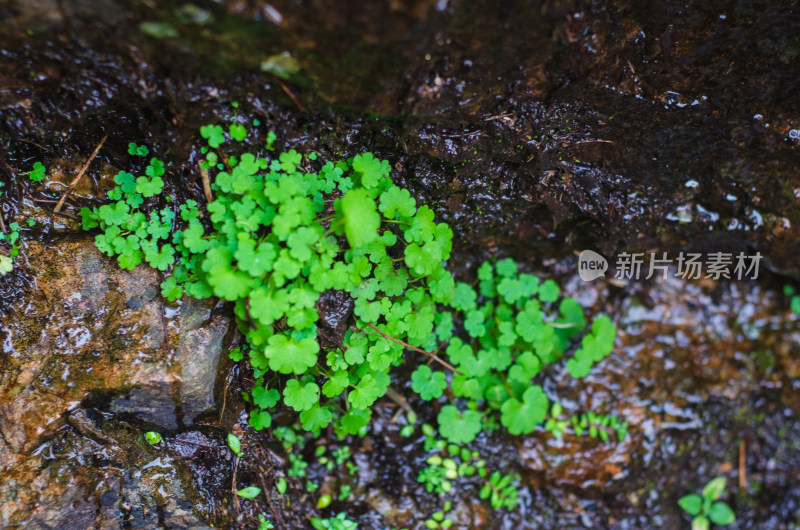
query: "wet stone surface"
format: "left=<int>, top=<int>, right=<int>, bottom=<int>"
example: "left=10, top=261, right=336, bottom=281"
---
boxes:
left=0, top=238, right=233, bottom=527
left=0, top=0, right=799, bottom=528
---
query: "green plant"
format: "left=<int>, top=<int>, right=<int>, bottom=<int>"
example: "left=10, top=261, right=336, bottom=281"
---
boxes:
left=78, top=113, right=624, bottom=525
left=83, top=124, right=459, bottom=439
left=29, top=161, right=46, bottom=182
left=310, top=512, right=358, bottom=530
left=0, top=220, right=23, bottom=276
left=276, top=477, right=287, bottom=495
left=678, top=477, right=736, bottom=529
left=257, top=514, right=275, bottom=529
left=784, top=285, right=800, bottom=314
left=544, top=403, right=629, bottom=441
left=128, top=142, right=149, bottom=157
left=227, top=433, right=242, bottom=456
left=424, top=508, right=453, bottom=529
left=236, top=486, right=261, bottom=499
left=417, top=455, right=452, bottom=495
left=144, top=431, right=162, bottom=444
left=90, top=132, right=455, bottom=437
left=479, top=471, right=520, bottom=510
left=418, top=259, right=616, bottom=443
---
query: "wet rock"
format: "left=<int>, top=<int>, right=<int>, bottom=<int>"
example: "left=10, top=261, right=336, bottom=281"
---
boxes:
left=0, top=238, right=166, bottom=458
left=316, top=289, right=354, bottom=350
left=0, top=239, right=231, bottom=526
left=112, top=385, right=179, bottom=431
left=0, top=408, right=213, bottom=529
left=175, top=298, right=231, bottom=423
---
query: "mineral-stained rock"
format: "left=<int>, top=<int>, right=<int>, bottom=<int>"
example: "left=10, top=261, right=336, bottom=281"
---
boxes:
left=0, top=239, right=230, bottom=527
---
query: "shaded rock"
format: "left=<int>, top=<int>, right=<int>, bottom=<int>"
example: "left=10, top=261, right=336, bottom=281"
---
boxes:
left=0, top=408, right=213, bottom=529
left=112, top=385, right=179, bottom=431
left=175, top=298, right=230, bottom=423
left=0, top=239, right=231, bottom=526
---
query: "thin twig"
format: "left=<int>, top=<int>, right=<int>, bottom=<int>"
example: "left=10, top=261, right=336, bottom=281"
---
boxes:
left=54, top=134, right=107, bottom=212
left=277, top=79, right=305, bottom=112
left=219, top=368, right=233, bottom=421
left=17, top=138, right=52, bottom=152
left=739, top=439, right=746, bottom=489
left=199, top=161, right=214, bottom=204
left=231, top=453, right=242, bottom=520
left=0, top=208, right=6, bottom=235
left=385, top=386, right=416, bottom=424
left=365, top=322, right=461, bottom=375
left=576, top=139, right=614, bottom=144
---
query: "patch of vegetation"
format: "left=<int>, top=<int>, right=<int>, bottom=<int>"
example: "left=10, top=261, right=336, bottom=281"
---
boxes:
left=310, top=512, right=358, bottom=530
left=0, top=180, right=23, bottom=275
left=544, top=403, right=629, bottom=441
left=29, top=161, right=46, bottom=182
left=679, top=476, right=736, bottom=529
left=784, top=285, right=800, bottom=314
left=80, top=110, right=624, bottom=524
left=144, top=431, right=162, bottom=444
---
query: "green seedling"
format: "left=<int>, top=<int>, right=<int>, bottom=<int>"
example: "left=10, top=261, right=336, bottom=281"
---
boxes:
left=678, top=477, right=736, bottom=529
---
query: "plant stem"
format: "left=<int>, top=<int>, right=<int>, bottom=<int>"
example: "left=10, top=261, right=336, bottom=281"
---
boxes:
left=364, top=322, right=462, bottom=375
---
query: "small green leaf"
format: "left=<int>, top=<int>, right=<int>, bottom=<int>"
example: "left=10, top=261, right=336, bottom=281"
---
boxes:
left=538, top=279, right=560, bottom=302
left=438, top=405, right=482, bottom=444
left=230, top=123, right=247, bottom=141
left=691, top=515, right=710, bottom=530
left=500, top=385, right=548, bottom=435
left=702, top=477, right=727, bottom=501
left=236, top=486, right=261, bottom=499
left=29, top=161, right=46, bottom=182
left=248, top=409, right=272, bottom=430
left=334, top=188, right=380, bottom=248
left=145, top=431, right=162, bottom=444
left=200, top=124, right=225, bottom=148
left=227, top=433, right=241, bottom=456
left=135, top=175, right=164, bottom=197
left=300, top=404, right=333, bottom=431
left=283, top=379, right=320, bottom=412
left=263, top=334, right=319, bottom=374
left=411, top=365, right=447, bottom=400
left=678, top=493, right=703, bottom=516
left=708, top=502, right=735, bottom=525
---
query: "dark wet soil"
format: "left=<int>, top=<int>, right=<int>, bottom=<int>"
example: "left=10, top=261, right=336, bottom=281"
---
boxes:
left=1, top=0, right=799, bottom=528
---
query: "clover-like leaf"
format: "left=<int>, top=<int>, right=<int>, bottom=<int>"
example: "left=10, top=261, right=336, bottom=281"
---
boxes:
left=410, top=365, right=447, bottom=400
left=438, top=405, right=482, bottom=444
left=248, top=409, right=272, bottom=430
left=230, top=122, right=247, bottom=141
left=135, top=175, right=164, bottom=197
left=678, top=493, right=703, bottom=516
left=352, top=152, right=388, bottom=189
left=263, top=334, right=319, bottom=374
left=29, top=161, right=46, bottom=182
left=348, top=374, right=382, bottom=409
left=708, top=502, right=735, bottom=525
left=200, top=124, right=225, bottom=148
left=500, top=385, right=548, bottom=435
left=283, top=379, right=320, bottom=412
left=379, top=185, right=416, bottom=219
left=252, top=385, right=280, bottom=409
left=300, top=404, right=333, bottom=431
left=333, top=188, right=380, bottom=248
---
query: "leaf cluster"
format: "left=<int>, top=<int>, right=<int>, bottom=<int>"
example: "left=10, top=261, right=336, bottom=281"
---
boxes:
left=678, top=477, right=736, bottom=529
